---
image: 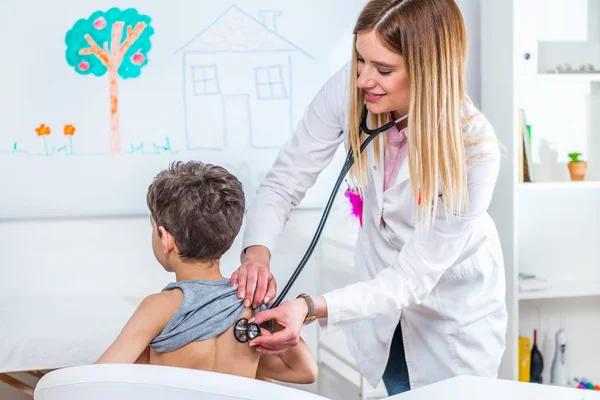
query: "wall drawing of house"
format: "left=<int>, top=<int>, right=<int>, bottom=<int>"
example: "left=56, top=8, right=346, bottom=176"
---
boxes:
left=175, top=5, right=313, bottom=150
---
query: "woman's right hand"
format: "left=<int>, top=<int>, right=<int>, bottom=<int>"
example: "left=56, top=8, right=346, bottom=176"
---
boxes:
left=248, top=298, right=308, bottom=355
left=231, top=245, right=276, bottom=309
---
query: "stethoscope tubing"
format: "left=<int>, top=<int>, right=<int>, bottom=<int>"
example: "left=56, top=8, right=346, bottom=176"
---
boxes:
left=272, top=106, right=408, bottom=307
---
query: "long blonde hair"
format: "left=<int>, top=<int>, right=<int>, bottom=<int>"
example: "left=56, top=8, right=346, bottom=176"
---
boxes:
left=348, top=0, right=470, bottom=228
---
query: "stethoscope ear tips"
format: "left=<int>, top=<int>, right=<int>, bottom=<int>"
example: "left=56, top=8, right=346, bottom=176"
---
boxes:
left=234, top=318, right=262, bottom=343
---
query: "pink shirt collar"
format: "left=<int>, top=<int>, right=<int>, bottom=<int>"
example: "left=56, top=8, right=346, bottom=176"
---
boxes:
left=386, top=113, right=408, bottom=142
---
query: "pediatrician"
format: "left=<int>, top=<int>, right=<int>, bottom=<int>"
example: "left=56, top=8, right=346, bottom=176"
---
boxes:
left=230, top=0, right=507, bottom=395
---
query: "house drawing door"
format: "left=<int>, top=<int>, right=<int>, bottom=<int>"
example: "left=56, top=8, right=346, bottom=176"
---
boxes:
left=222, top=95, right=251, bottom=149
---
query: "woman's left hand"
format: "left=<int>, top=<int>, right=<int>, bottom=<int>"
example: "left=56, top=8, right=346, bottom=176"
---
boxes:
left=248, top=298, right=308, bottom=355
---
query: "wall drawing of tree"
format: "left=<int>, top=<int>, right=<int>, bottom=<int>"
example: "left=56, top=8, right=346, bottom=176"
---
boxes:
left=65, top=8, right=154, bottom=154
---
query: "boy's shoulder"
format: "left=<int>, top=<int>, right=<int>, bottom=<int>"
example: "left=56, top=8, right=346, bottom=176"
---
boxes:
left=145, top=287, right=184, bottom=304
left=139, top=289, right=184, bottom=322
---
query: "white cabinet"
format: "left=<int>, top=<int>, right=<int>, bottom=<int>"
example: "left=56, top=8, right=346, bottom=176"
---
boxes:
left=482, top=0, right=600, bottom=386
left=536, top=0, right=588, bottom=42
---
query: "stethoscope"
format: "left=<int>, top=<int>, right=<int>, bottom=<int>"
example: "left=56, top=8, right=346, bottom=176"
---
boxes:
left=234, top=104, right=409, bottom=343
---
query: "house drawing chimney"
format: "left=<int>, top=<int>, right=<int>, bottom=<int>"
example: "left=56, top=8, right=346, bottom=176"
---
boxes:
left=258, top=10, right=282, bottom=32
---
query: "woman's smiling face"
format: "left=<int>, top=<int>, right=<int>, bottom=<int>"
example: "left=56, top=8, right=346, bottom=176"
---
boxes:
left=355, top=30, right=410, bottom=118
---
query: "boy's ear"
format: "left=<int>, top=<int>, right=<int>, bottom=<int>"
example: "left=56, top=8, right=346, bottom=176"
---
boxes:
left=158, top=226, right=175, bottom=255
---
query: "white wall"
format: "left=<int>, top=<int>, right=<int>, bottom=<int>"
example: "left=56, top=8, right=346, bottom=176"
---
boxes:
left=0, top=0, right=483, bottom=295
left=457, top=0, right=482, bottom=107
left=0, top=210, right=322, bottom=297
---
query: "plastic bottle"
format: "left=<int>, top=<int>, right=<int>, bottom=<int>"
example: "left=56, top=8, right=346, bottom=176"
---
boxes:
left=550, top=329, right=568, bottom=386
left=530, top=329, right=544, bottom=383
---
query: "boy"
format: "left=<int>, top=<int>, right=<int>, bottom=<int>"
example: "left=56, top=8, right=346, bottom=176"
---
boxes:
left=96, top=161, right=318, bottom=384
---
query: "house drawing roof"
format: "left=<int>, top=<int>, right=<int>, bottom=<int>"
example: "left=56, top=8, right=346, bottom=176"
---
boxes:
left=174, top=5, right=313, bottom=58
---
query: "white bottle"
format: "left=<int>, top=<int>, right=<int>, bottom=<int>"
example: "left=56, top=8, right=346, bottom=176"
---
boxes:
left=550, top=329, right=568, bottom=386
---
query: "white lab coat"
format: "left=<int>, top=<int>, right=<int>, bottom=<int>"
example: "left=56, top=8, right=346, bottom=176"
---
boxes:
left=242, top=62, right=507, bottom=389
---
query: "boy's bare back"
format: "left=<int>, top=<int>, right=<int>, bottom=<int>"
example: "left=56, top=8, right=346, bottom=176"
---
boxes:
left=98, top=286, right=316, bottom=384
left=149, top=305, right=260, bottom=379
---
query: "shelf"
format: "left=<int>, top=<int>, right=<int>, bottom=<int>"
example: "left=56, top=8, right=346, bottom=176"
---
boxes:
left=519, top=280, right=600, bottom=300
left=536, top=73, right=600, bottom=82
left=518, top=181, right=600, bottom=191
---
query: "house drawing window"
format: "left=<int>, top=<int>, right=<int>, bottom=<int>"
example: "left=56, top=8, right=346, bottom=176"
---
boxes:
left=255, top=65, right=287, bottom=99
left=192, top=65, right=220, bottom=95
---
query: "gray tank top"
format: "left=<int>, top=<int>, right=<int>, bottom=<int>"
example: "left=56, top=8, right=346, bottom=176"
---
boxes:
left=149, top=279, right=266, bottom=353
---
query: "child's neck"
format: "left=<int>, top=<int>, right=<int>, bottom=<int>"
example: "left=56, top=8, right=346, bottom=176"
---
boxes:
left=172, top=259, right=225, bottom=282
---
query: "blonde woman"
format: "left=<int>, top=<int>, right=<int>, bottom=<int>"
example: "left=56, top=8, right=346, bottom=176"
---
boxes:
left=231, top=0, right=507, bottom=394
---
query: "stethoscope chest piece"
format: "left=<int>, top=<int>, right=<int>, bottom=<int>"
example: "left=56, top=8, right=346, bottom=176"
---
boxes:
left=234, top=318, right=261, bottom=343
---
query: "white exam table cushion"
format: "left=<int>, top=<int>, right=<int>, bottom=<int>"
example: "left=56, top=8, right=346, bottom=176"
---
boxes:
left=386, top=375, right=600, bottom=400
left=34, top=364, right=329, bottom=400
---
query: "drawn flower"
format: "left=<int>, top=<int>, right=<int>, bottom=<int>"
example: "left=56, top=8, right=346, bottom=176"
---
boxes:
left=64, top=124, right=76, bottom=136
left=35, top=124, right=51, bottom=155
left=35, top=124, right=51, bottom=136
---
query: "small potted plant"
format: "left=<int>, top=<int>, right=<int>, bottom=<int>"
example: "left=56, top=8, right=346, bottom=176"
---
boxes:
left=567, top=152, right=587, bottom=181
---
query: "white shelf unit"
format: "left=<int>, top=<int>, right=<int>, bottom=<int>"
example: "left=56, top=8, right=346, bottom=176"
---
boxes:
left=518, top=181, right=600, bottom=190
left=483, top=0, right=600, bottom=385
left=519, top=280, right=600, bottom=300
left=536, top=73, right=600, bottom=83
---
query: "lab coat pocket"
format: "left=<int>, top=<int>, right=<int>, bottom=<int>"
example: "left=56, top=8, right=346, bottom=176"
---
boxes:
left=439, top=236, right=499, bottom=284
left=450, top=307, right=507, bottom=377
left=440, top=240, right=508, bottom=377
left=440, top=243, right=505, bottom=316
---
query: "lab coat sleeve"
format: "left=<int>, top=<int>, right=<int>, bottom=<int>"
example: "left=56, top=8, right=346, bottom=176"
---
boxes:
left=241, top=63, right=349, bottom=256
left=321, top=118, right=501, bottom=332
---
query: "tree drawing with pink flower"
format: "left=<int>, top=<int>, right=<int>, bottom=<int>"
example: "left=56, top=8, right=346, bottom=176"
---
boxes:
left=65, top=8, right=154, bottom=154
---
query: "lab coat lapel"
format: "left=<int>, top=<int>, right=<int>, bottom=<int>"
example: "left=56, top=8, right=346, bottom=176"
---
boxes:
left=394, top=156, right=410, bottom=186
left=367, top=135, right=384, bottom=212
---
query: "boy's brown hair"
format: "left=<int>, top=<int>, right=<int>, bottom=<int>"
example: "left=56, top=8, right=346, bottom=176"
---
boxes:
left=147, top=161, right=245, bottom=261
